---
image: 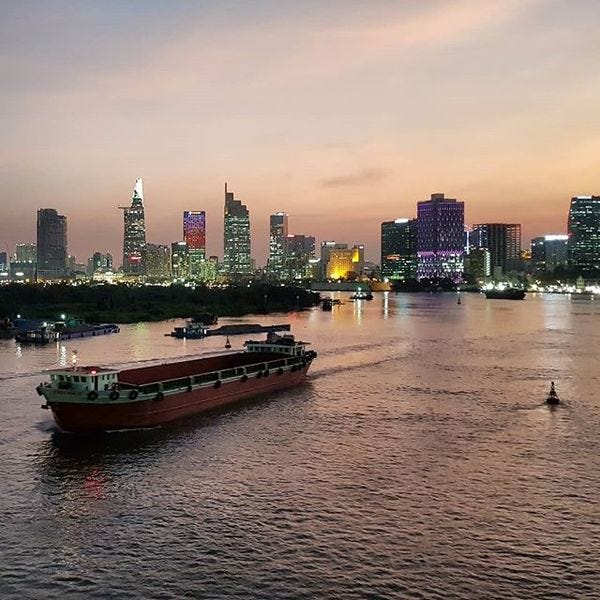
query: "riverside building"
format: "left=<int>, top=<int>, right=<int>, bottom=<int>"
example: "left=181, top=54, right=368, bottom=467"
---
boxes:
left=416, top=193, right=464, bottom=282
left=568, top=196, right=600, bottom=276
left=471, top=223, right=521, bottom=277
left=267, top=212, right=288, bottom=280
left=146, top=244, right=171, bottom=279
left=171, top=241, right=189, bottom=279
left=381, top=218, right=418, bottom=281
left=37, top=208, right=68, bottom=279
left=120, top=178, right=147, bottom=276
left=223, top=183, right=252, bottom=279
left=183, top=211, right=206, bottom=277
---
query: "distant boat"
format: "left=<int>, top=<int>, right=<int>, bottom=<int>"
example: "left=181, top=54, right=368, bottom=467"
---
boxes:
left=349, top=292, right=373, bottom=301
left=322, top=298, right=333, bottom=312
left=546, top=381, right=560, bottom=405
left=484, top=289, right=526, bottom=300
left=457, top=293, right=462, bottom=305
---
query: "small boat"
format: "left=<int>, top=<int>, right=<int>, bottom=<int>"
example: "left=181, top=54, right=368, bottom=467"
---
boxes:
left=546, top=381, right=560, bottom=405
left=457, top=293, right=462, bottom=305
left=483, top=288, right=526, bottom=300
left=349, top=292, right=373, bottom=301
left=322, top=298, right=333, bottom=312
left=225, top=336, right=231, bottom=349
left=168, top=321, right=208, bottom=339
left=15, top=325, right=54, bottom=345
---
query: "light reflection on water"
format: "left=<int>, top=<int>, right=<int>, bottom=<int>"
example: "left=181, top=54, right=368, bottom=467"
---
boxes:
left=1, top=293, right=600, bottom=599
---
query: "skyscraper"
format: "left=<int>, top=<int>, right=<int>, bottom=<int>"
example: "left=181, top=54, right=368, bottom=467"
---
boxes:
left=120, top=178, right=147, bottom=275
left=183, top=211, right=206, bottom=277
left=267, top=212, right=289, bottom=279
left=471, top=223, right=521, bottom=276
left=325, top=245, right=365, bottom=280
left=416, top=193, right=464, bottom=282
left=568, top=195, right=600, bottom=276
left=284, top=234, right=315, bottom=280
left=146, top=244, right=171, bottom=279
left=381, top=218, right=418, bottom=281
left=223, top=183, right=252, bottom=278
left=37, top=208, right=67, bottom=278
left=171, top=241, right=189, bottom=279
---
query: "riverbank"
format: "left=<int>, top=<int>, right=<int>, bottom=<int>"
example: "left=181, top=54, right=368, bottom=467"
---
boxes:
left=0, top=283, right=320, bottom=324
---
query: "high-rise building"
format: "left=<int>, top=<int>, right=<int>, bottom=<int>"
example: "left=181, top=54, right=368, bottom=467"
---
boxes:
left=267, top=212, right=289, bottom=279
left=223, top=183, right=252, bottom=278
left=568, top=196, right=600, bottom=276
left=37, top=208, right=68, bottom=279
left=89, top=251, right=113, bottom=273
left=326, top=245, right=365, bottom=280
left=120, top=178, right=147, bottom=275
left=171, top=241, right=189, bottom=279
left=146, top=244, right=171, bottom=279
left=0, top=252, right=7, bottom=272
left=465, top=248, right=491, bottom=281
left=183, top=211, right=206, bottom=277
left=543, top=235, right=569, bottom=272
left=530, top=236, right=546, bottom=272
left=284, top=234, right=315, bottom=280
left=471, top=223, right=521, bottom=277
left=416, top=193, right=464, bottom=282
left=381, top=218, right=418, bottom=281
left=16, top=243, right=37, bottom=263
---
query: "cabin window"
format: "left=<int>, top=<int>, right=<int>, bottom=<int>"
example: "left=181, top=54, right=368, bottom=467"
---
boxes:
left=59, top=375, right=65, bottom=381
left=221, top=369, right=236, bottom=379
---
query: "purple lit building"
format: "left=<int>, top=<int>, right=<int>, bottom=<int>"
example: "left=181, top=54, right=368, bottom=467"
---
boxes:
left=417, top=193, right=465, bottom=282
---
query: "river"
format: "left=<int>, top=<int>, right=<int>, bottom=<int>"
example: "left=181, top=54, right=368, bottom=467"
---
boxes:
left=1, top=292, right=599, bottom=599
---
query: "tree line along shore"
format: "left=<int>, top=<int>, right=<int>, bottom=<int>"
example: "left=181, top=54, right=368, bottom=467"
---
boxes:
left=0, top=283, right=321, bottom=324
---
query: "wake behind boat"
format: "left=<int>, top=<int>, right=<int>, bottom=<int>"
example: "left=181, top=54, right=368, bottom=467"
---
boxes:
left=37, top=332, right=317, bottom=433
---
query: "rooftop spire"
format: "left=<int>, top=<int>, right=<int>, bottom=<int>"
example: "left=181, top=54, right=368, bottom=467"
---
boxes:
left=133, top=177, right=144, bottom=202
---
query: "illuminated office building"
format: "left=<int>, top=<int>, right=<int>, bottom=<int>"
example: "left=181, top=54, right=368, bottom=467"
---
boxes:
left=381, top=218, right=418, bottom=280
left=223, top=184, right=252, bottom=278
left=146, top=244, right=171, bottom=279
left=171, top=241, right=189, bottom=279
left=326, top=245, right=365, bottom=280
left=37, top=208, right=68, bottom=278
left=568, top=195, right=600, bottom=275
left=416, top=193, right=464, bottom=282
left=120, top=178, right=147, bottom=275
left=471, top=223, right=521, bottom=276
left=16, top=243, right=37, bottom=263
left=267, top=212, right=289, bottom=279
left=183, top=211, right=206, bottom=277
left=284, top=234, right=315, bottom=280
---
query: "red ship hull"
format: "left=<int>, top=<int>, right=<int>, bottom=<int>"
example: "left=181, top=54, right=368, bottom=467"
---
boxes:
left=49, top=365, right=310, bottom=433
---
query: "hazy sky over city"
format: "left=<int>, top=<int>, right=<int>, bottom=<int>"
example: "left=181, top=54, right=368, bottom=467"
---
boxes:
left=2, top=0, right=599, bottom=264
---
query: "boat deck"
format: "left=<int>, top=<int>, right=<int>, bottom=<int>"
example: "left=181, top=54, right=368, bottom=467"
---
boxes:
left=118, top=351, right=283, bottom=386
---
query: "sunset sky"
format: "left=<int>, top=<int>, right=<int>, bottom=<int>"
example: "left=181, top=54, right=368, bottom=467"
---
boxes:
left=2, top=0, right=599, bottom=264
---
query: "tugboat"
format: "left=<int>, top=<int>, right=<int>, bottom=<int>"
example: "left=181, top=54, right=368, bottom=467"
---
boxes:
left=36, top=332, right=317, bottom=433
left=546, top=381, right=560, bottom=405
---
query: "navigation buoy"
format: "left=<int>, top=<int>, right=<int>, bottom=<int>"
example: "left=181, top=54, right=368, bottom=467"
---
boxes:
left=546, top=381, right=560, bottom=405
left=225, top=336, right=231, bottom=350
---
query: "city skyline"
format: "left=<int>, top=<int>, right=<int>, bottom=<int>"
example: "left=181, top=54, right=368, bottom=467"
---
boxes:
left=2, top=2, right=600, bottom=264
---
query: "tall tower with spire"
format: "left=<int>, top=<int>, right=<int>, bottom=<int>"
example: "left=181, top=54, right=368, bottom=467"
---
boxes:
left=120, top=178, right=147, bottom=275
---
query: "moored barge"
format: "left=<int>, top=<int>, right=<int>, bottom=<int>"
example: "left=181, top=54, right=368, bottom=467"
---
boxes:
left=37, top=332, right=317, bottom=433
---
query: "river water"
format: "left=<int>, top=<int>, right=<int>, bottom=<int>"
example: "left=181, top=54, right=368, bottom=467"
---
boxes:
left=1, top=292, right=599, bottom=599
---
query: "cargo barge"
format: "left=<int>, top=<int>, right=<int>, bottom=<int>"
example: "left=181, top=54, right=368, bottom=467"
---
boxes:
left=37, top=332, right=317, bottom=433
